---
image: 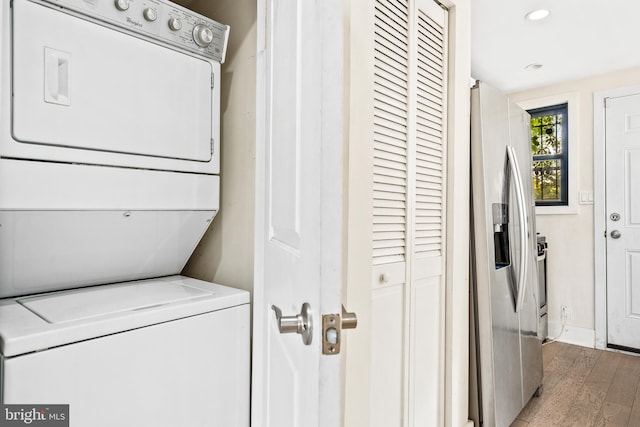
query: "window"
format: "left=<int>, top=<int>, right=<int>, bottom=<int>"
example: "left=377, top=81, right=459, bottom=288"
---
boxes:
left=528, top=103, right=568, bottom=206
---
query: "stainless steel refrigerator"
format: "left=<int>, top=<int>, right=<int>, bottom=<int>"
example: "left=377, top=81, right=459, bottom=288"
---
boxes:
left=469, top=81, right=543, bottom=427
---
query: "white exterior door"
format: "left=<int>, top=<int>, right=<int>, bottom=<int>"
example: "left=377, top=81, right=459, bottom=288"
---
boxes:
left=251, top=0, right=343, bottom=426
left=606, top=93, right=640, bottom=350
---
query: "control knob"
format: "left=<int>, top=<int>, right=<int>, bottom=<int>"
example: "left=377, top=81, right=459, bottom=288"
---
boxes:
left=168, top=18, right=182, bottom=31
left=143, top=8, right=157, bottom=22
left=114, top=0, right=129, bottom=11
left=192, top=24, right=214, bottom=48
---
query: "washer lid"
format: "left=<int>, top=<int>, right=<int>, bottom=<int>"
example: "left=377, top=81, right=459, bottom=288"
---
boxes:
left=18, top=281, right=212, bottom=324
left=0, top=276, right=249, bottom=357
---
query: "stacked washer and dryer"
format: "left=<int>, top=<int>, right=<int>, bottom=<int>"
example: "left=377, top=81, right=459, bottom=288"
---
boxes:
left=0, top=0, right=249, bottom=425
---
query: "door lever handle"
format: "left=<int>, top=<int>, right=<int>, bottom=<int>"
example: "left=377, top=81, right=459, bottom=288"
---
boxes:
left=341, top=305, right=357, bottom=329
left=272, top=303, right=313, bottom=345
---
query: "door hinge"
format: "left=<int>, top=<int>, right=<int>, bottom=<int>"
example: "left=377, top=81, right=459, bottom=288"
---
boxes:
left=211, top=138, right=215, bottom=155
left=322, top=305, right=357, bottom=355
left=211, top=73, right=215, bottom=89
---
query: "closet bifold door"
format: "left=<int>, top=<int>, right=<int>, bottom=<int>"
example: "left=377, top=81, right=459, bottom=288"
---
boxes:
left=371, top=0, right=410, bottom=425
left=370, top=0, right=448, bottom=426
left=407, top=2, right=447, bottom=426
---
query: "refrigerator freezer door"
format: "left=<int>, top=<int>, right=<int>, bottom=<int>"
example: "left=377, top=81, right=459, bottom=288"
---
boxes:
left=470, top=82, right=543, bottom=427
left=471, top=83, right=525, bottom=427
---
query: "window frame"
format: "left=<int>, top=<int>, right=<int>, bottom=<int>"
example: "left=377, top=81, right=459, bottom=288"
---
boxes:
left=514, top=92, right=578, bottom=215
left=528, top=103, right=569, bottom=207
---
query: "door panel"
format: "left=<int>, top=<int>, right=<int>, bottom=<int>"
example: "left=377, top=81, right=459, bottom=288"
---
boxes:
left=630, top=150, right=640, bottom=223
left=252, top=0, right=343, bottom=426
left=606, top=93, right=640, bottom=350
left=370, top=282, right=405, bottom=427
left=411, top=275, right=443, bottom=425
left=629, top=252, right=640, bottom=317
left=258, top=0, right=317, bottom=425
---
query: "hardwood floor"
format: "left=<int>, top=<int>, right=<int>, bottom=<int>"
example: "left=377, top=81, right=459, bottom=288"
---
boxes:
left=510, top=342, right=640, bottom=427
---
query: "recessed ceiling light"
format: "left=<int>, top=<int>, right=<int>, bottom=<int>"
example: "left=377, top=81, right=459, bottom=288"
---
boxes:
left=525, top=9, right=550, bottom=21
left=525, top=63, right=543, bottom=71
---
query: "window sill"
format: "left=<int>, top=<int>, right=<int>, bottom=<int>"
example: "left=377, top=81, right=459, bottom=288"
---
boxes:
left=535, top=204, right=578, bottom=215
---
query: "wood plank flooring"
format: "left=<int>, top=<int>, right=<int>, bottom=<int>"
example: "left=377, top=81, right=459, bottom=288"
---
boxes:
left=510, top=342, right=640, bottom=427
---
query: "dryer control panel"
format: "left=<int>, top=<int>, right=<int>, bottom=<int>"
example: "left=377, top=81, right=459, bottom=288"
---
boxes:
left=32, top=0, right=229, bottom=62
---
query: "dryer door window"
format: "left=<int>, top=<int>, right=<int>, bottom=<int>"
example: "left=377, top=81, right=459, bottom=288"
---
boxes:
left=10, top=0, right=215, bottom=167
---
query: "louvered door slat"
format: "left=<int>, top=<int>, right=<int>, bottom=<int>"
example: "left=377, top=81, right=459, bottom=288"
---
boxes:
left=375, top=45, right=409, bottom=73
left=375, top=125, right=407, bottom=144
left=373, top=0, right=409, bottom=266
left=414, top=8, right=446, bottom=260
left=375, top=21, right=409, bottom=53
left=374, top=222, right=406, bottom=233
left=375, top=140, right=408, bottom=158
left=374, top=2, right=409, bottom=30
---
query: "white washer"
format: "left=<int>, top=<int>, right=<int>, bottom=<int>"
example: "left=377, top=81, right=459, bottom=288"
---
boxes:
left=0, top=0, right=249, bottom=425
left=0, top=276, right=250, bottom=426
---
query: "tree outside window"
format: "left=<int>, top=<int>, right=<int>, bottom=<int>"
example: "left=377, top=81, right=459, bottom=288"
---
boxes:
left=528, top=103, right=568, bottom=206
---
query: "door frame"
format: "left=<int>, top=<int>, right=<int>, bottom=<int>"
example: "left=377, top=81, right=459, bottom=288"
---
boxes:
left=594, top=83, right=640, bottom=349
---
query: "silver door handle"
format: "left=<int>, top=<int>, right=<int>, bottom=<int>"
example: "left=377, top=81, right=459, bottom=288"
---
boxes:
left=506, top=145, right=528, bottom=313
left=272, top=303, right=313, bottom=345
left=341, top=305, right=358, bottom=330
left=611, top=230, right=622, bottom=239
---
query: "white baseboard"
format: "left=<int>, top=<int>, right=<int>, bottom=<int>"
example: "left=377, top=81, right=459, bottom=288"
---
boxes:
left=547, top=321, right=595, bottom=348
left=463, top=421, right=474, bottom=427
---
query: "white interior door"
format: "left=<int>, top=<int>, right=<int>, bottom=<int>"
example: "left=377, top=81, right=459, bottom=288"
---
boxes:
left=606, top=92, right=640, bottom=350
left=251, top=0, right=343, bottom=426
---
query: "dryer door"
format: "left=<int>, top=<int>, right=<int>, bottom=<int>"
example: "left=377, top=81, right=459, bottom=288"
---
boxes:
left=9, top=0, right=219, bottom=174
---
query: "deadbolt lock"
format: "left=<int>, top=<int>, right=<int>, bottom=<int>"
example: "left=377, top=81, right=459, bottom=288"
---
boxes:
left=322, top=305, right=358, bottom=355
left=610, top=212, right=621, bottom=221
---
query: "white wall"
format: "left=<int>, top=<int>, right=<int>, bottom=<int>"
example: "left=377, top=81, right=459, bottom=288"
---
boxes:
left=509, top=66, right=640, bottom=347
left=181, top=0, right=257, bottom=295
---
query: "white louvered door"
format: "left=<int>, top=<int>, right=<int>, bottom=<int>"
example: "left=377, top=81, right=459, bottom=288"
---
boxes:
left=370, top=1, right=448, bottom=426
left=371, top=1, right=410, bottom=424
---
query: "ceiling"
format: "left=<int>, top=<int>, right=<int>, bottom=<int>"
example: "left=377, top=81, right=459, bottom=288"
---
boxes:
left=471, top=0, right=640, bottom=93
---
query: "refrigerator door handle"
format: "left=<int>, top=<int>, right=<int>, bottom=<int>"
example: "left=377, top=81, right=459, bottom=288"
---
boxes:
left=507, top=145, right=529, bottom=313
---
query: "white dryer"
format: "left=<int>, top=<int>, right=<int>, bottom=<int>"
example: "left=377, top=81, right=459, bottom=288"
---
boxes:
left=0, top=0, right=249, bottom=425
